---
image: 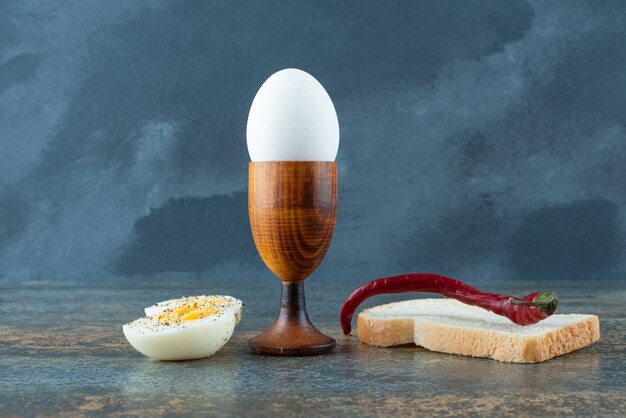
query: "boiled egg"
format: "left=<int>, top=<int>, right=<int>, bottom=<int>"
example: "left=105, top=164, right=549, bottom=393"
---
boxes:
left=123, top=295, right=243, bottom=361
left=247, top=68, right=339, bottom=162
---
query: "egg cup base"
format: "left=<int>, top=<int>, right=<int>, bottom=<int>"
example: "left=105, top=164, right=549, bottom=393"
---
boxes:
left=249, top=281, right=335, bottom=356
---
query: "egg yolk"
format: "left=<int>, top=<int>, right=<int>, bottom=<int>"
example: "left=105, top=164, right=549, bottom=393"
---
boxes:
left=154, top=296, right=228, bottom=323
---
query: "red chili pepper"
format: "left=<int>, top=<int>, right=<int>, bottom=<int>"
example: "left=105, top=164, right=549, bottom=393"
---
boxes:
left=340, top=273, right=558, bottom=335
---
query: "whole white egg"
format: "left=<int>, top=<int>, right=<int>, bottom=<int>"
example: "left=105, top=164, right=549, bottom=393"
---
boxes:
left=247, top=68, right=340, bottom=162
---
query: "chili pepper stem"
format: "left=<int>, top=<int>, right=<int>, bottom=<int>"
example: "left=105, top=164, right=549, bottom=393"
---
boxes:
left=509, top=291, right=558, bottom=315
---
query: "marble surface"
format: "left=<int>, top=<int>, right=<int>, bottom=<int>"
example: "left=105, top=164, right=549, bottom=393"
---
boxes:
left=0, top=277, right=624, bottom=417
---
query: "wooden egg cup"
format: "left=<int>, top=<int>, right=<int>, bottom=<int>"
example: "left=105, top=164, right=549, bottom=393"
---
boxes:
left=248, top=161, right=337, bottom=356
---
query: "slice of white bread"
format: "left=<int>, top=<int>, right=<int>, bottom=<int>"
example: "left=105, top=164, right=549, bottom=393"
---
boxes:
left=356, top=298, right=600, bottom=363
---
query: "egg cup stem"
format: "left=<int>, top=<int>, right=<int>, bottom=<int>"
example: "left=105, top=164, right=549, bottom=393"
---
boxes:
left=248, top=162, right=337, bottom=356
left=249, top=281, right=335, bottom=355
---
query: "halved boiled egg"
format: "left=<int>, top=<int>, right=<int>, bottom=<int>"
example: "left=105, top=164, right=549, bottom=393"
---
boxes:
left=123, top=295, right=243, bottom=361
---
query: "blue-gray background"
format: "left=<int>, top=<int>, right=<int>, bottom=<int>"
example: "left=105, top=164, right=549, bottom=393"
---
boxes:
left=1, top=0, right=625, bottom=283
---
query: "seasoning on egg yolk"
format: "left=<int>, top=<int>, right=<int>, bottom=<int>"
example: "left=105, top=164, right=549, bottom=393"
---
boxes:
left=154, top=296, right=228, bottom=323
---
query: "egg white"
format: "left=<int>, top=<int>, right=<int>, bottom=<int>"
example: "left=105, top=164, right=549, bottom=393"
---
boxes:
left=123, top=295, right=243, bottom=361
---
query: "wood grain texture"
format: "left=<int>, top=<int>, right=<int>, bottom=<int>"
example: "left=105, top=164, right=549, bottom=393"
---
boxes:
left=248, top=162, right=337, bottom=355
left=248, top=162, right=337, bottom=283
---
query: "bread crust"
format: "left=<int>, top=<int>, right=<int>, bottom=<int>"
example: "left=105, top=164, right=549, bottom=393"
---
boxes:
left=356, top=304, right=600, bottom=363
left=357, top=315, right=414, bottom=347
